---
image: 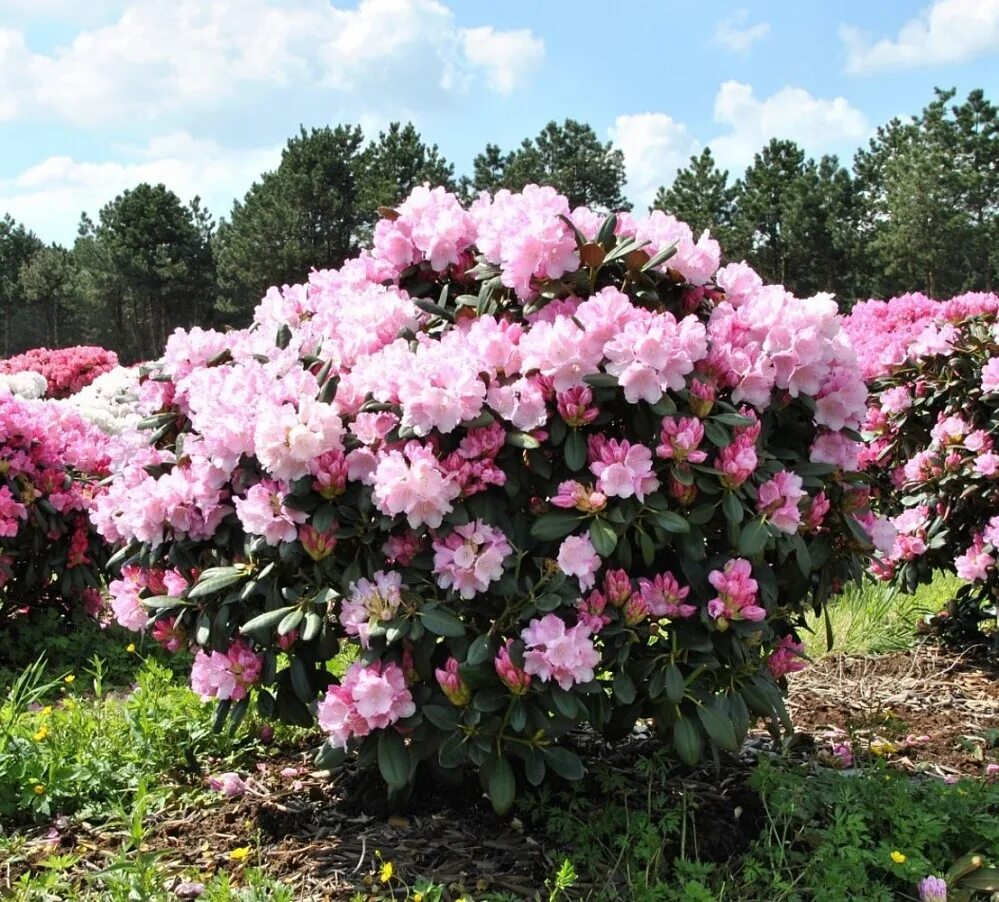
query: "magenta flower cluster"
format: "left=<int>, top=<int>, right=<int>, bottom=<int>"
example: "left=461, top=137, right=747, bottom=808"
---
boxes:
left=94, top=184, right=883, bottom=810
left=0, top=346, right=118, bottom=399
left=848, top=293, right=999, bottom=617
left=0, top=386, right=111, bottom=623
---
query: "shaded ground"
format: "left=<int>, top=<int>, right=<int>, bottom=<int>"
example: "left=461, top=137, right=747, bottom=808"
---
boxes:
left=6, top=642, right=998, bottom=900
left=787, top=642, right=999, bottom=779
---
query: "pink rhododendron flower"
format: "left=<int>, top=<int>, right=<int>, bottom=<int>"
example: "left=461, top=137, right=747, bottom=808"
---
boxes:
left=636, top=572, right=695, bottom=619
left=371, top=442, right=461, bottom=528
left=757, top=471, right=804, bottom=533
left=550, top=480, right=607, bottom=513
left=317, top=661, right=415, bottom=748
left=340, top=570, right=404, bottom=646
left=432, top=520, right=511, bottom=599
left=588, top=436, right=659, bottom=501
left=495, top=640, right=532, bottom=694
left=556, top=386, right=598, bottom=427
left=917, top=876, right=948, bottom=902
left=234, top=480, right=308, bottom=546
left=657, top=417, right=707, bottom=464
left=810, top=432, right=861, bottom=472
left=208, top=772, right=247, bottom=797
left=520, top=614, right=599, bottom=690
left=190, top=640, right=263, bottom=702
left=576, top=589, right=611, bottom=632
left=714, top=261, right=762, bottom=308
left=955, top=535, right=994, bottom=581
left=557, top=534, right=601, bottom=590
left=768, top=635, right=807, bottom=679
left=470, top=185, right=579, bottom=297
left=707, top=558, right=765, bottom=624
left=435, top=657, right=471, bottom=706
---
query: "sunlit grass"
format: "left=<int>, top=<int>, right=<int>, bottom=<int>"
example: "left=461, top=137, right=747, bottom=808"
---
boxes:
left=802, top=572, right=964, bottom=658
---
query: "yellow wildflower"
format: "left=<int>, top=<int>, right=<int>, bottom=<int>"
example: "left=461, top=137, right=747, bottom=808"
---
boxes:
left=41, top=706, right=52, bottom=716
left=229, top=846, right=251, bottom=862
left=891, top=850, right=906, bottom=864
left=126, top=643, right=136, bottom=654
left=379, top=860, right=394, bottom=883
left=33, top=784, right=45, bottom=795
left=63, top=675, right=75, bottom=684
left=33, top=726, right=48, bottom=742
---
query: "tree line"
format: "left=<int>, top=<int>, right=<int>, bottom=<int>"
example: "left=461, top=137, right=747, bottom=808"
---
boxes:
left=1, top=89, right=995, bottom=363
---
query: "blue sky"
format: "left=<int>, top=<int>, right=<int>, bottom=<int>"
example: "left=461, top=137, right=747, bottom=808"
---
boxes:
left=1, top=0, right=997, bottom=244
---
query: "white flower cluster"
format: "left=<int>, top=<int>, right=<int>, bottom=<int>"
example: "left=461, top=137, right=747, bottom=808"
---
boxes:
left=0, top=371, right=48, bottom=399
left=60, top=366, right=143, bottom=436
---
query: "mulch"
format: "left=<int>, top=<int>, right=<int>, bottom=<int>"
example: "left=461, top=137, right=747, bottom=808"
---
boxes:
left=5, top=641, right=997, bottom=900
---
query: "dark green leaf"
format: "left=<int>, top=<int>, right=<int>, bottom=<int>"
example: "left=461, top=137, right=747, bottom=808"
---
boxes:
left=378, top=730, right=411, bottom=790
left=418, top=606, right=466, bottom=638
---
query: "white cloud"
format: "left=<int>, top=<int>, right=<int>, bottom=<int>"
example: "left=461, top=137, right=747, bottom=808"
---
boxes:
left=462, top=27, right=544, bottom=95
left=611, top=83, right=870, bottom=208
left=714, top=9, right=770, bottom=54
left=710, top=81, right=869, bottom=171
left=841, top=0, right=999, bottom=74
left=0, top=131, right=281, bottom=244
left=608, top=113, right=699, bottom=210
left=0, top=0, right=545, bottom=125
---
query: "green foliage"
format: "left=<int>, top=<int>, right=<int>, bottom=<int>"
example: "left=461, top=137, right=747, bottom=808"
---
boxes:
left=0, top=214, right=44, bottom=356
left=0, top=655, right=284, bottom=826
left=856, top=88, right=998, bottom=300
left=214, top=124, right=365, bottom=318
left=73, top=184, right=216, bottom=362
left=532, top=753, right=999, bottom=901
left=470, top=118, right=631, bottom=211
left=802, top=573, right=963, bottom=658
left=652, top=148, right=737, bottom=247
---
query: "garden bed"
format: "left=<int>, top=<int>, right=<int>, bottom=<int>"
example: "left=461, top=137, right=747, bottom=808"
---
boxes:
left=6, top=642, right=997, bottom=900
left=788, top=642, right=999, bottom=778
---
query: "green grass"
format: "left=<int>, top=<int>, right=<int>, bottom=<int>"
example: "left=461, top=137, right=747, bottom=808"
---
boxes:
left=802, top=572, right=964, bottom=659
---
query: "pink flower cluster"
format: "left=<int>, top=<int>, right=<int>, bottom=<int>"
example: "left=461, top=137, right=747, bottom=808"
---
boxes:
left=432, top=520, right=511, bottom=599
left=90, top=184, right=880, bottom=792
left=0, top=346, right=118, bottom=399
left=373, top=185, right=475, bottom=274
left=757, top=471, right=805, bottom=534
left=190, top=640, right=263, bottom=702
left=0, top=387, right=111, bottom=616
left=520, top=614, right=599, bottom=690
left=316, top=661, right=415, bottom=748
left=108, top=564, right=189, bottom=632
left=339, top=570, right=404, bottom=646
left=707, top=558, right=765, bottom=624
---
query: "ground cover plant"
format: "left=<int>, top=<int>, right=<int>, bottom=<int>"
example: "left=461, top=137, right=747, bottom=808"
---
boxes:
left=91, top=184, right=895, bottom=814
left=846, top=293, right=999, bottom=658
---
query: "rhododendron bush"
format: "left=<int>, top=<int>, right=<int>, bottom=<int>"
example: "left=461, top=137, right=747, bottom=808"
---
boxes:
left=95, top=185, right=885, bottom=811
left=846, top=292, right=999, bottom=653
left=0, top=388, right=111, bottom=624
left=0, top=346, right=118, bottom=399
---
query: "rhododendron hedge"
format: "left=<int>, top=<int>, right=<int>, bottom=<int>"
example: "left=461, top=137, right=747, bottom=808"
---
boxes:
left=846, top=292, right=999, bottom=651
left=96, top=185, right=884, bottom=811
left=0, top=346, right=118, bottom=399
left=0, top=389, right=111, bottom=624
